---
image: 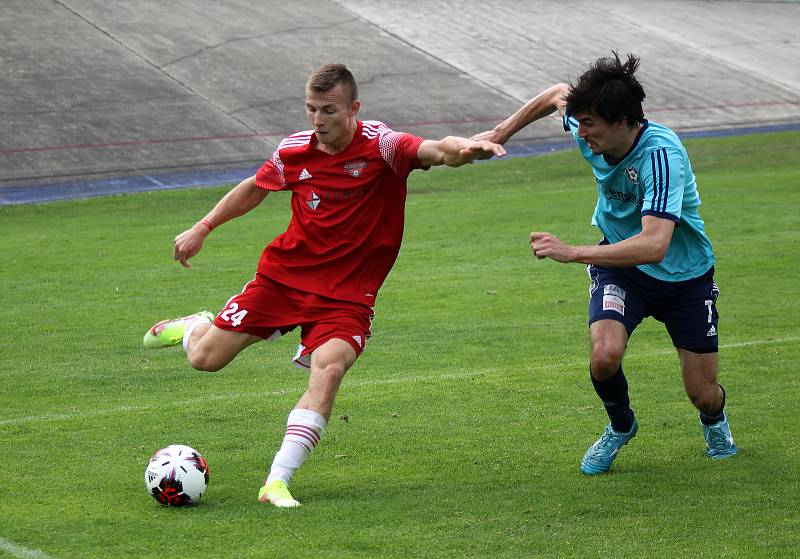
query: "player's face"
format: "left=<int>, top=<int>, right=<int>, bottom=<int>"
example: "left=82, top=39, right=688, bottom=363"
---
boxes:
left=306, top=83, right=360, bottom=153
left=574, top=111, right=630, bottom=159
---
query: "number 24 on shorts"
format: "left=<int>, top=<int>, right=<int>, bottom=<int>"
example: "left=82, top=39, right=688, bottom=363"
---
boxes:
left=220, top=302, right=248, bottom=327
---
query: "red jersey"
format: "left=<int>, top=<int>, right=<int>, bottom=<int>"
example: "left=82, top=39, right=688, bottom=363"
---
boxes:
left=254, top=120, right=426, bottom=306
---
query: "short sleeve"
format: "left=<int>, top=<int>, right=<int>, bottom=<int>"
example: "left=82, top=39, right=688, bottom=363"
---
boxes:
left=255, top=150, right=288, bottom=191
left=563, top=111, right=580, bottom=142
left=640, top=147, right=684, bottom=222
left=378, top=130, right=425, bottom=177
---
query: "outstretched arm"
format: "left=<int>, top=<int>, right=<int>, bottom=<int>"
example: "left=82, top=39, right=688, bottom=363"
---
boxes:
left=472, top=83, right=570, bottom=144
left=416, top=136, right=506, bottom=168
left=173, top=175, right=268, bottom=267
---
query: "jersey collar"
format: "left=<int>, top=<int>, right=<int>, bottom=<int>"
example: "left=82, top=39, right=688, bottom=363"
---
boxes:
left=309, top=120, right=362, bottom=156
left=603, top=119, right=649, bottom=166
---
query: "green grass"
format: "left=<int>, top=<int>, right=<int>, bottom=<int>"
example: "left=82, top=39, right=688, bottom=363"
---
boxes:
left=1, top=131, right=799, bottom=558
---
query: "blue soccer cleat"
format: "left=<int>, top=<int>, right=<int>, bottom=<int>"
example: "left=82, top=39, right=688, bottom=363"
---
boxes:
left=581, top=416, right=638, bottom=475
left=702, top=412, right=737, bottom=459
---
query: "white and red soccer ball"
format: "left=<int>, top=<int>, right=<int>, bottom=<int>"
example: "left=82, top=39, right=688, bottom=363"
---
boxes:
left=144, top=444, right=209, bottom=506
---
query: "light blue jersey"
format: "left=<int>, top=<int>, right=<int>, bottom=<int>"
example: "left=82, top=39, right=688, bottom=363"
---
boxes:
left=563, top=114, right=715, bottom=281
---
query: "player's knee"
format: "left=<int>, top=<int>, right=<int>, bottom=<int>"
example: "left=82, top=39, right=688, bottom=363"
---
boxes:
left=319, top=362, right=347, bottom=384
left=686, top=385, right=717, bottom=413
left=187, top=348, right=225, bottom=372
left=310, top=362, right=347, bottom=400
left=590, top=343, right=624, bottom=379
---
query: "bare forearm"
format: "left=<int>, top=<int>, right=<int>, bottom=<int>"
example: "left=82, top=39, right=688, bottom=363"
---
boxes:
left=201, top=175, right=266, bottom=229
left=531, top=220, right=672, bottom=266
left=570, top=235, right=668, bottom=267
left=471, top=83, right=569, bottom=144
left=493, top=83, right=569, bottom=143
left=418, top=136, right=505, bottom=167
left=173, top=176, right=266, bottom=267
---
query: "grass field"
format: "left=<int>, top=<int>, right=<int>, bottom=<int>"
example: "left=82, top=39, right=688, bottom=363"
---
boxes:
left=1, top=131, right=799, bottom=558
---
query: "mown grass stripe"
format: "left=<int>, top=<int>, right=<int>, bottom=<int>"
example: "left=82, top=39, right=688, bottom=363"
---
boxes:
left=2, top=335, right=797, bottom=427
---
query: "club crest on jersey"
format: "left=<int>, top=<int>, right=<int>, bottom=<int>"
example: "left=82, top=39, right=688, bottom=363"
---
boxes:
left=344, top=160, right=367, bottom=177
left=625, top=166, right=639, bottom=184
left=306, top=191, right=320, bottom=210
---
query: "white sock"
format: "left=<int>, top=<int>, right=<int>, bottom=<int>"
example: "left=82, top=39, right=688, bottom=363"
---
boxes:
left=266, top=409, right=327, bottom=484
left=182, top=315, right=212, bottom=353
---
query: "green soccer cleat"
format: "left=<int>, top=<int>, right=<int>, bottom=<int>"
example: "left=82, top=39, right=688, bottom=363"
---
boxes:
left=142, top=311, right=214, bottom=349
left=258, top=479, right=300, bottom=508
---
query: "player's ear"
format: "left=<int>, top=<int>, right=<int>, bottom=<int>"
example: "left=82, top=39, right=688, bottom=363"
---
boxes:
left=350, top=100, right=361, bottom=117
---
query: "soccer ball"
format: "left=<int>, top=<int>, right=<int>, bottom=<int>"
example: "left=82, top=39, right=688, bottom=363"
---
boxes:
left=144, top=444, right=209, bottom=506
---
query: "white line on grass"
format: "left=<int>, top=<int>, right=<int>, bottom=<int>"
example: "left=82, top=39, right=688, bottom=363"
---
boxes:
left=2, top=335, right=798, bottom=427
left=716, top=336, right=800, bottom=349
left=0, top=537, right=57, bottom=559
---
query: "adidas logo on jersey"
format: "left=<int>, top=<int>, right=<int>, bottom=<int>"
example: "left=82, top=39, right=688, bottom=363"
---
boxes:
left=299, top=168, right=312, bottom=181
left=707, top=325, right=717, bottom=337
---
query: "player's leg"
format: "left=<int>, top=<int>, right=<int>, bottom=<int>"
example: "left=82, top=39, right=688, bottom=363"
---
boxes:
left=259, top=338, right=358, bottom=507
left=296, top=337, right=357, bottom=419
left=185, top=324, right=263, bottom=372
left=143, top=309, right=265, bottom=371
left=589, top=319, right=634, bottom=430
left=581, top=265, right=644, bottom=475
left=145, top=275, right=295, bottom=371
left=665, top=270, right=736, bottom=459
left=678, top=349, right=736, bottom=458
left=581, top=320, right=639, bottom=475
left=678, top=349, right=723, bottom=415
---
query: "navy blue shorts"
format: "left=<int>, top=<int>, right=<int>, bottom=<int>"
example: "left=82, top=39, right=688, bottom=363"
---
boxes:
left=587, top=264, right=719, bottom=353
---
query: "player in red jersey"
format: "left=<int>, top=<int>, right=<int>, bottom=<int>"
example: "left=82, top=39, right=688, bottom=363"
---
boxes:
left=143, top=63, right=505, bottom=507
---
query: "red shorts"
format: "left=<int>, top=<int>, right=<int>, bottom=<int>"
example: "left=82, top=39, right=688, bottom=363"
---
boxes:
left=213, top=273, right=374, bottom=368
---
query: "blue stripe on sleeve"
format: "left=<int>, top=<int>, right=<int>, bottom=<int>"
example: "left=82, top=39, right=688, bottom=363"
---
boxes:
left=661, top=148, right=670, bottom=212
left=649, top=151, right=658, bottom=211
left=655, top=149, right=664, bottom=212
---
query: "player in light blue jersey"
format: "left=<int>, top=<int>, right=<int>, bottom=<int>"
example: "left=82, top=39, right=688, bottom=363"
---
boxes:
left=475, top=52, right=736, bottom=474
left=563, top=111, right=716, bottom=282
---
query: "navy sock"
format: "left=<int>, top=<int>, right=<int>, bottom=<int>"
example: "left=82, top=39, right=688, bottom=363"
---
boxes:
left=590, top=366, right=634, bottom=433
left=700, top=384, right=726, bottom=426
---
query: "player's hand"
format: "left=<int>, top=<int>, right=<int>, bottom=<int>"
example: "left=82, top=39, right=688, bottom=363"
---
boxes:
left=530, top=232, right=576, bottom=263
left=471, top=124, right=512, bottom=145
left=173, top=223, right=209, bottom=268
left=470, top=139, right=506, bottom=159
left=448, top=139, right=506, bottom=166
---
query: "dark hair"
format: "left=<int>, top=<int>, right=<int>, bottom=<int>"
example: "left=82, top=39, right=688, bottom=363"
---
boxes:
left=306, top=63, right=358, bottom=104
left=566, top=52, right=645, bottom=126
